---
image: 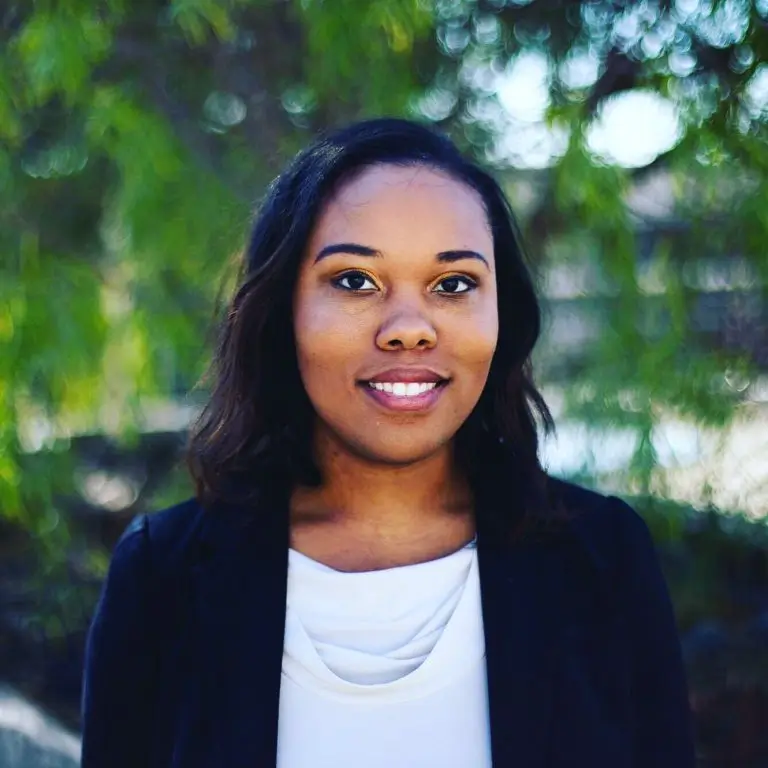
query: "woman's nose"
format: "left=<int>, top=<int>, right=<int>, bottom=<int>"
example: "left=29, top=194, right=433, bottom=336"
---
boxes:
left=375, top=310, right=437, bottom=351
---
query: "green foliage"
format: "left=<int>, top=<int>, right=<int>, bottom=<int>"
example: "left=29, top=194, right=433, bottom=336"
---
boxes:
left=14, top=9, right=113, bottom=105
left=296, top=0, right=434, bottom=114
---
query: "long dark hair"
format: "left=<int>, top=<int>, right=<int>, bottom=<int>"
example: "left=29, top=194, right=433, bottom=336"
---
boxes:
left=187, top=118, right=566, bottom=543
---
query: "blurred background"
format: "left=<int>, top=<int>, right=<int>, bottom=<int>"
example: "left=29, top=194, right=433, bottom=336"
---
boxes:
left=0, top=0, right=766, bottom=764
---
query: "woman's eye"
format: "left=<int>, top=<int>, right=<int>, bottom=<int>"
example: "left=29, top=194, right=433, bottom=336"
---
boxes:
left=332, top=271, right=378, bottom=292
left=434, top=276, right=476, bottom=294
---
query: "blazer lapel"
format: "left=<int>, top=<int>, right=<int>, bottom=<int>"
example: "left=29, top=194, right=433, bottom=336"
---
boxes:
left=477, top=526, right=569, bottom=768
left=189, top=492, right=289, bottom=768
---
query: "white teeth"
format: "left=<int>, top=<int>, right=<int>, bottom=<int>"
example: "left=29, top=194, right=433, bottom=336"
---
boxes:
left=368, top=381, right=438, bottom=397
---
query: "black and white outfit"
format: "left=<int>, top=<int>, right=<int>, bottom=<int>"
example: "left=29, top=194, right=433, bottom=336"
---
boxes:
left=81, top=476, right=696, bottom=767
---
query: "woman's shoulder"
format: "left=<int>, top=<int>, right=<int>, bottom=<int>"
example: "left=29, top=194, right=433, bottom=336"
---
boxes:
left=548, top=475, right=649, bottom=530
left=546, top=476, right=658, bottom=575
left=143, top=496, right=208, bottom=552
left=122, top=496, right=203, bottom=544
left=109, top=497, right=208, bottom=583
left=138, top=492, right=276, bottom=569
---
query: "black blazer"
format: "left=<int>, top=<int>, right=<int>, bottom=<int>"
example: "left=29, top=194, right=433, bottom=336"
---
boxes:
left=80, top=478, right=696, bottom=767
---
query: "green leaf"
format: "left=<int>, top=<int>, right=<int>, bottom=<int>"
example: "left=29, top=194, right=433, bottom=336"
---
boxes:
left=14, top=11, right=112, bottom=104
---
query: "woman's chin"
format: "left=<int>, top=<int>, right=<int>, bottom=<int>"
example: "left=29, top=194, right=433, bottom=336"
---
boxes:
left=347, top=436, right=454, bottom=468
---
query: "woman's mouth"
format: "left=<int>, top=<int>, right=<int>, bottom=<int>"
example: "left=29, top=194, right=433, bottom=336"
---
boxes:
left=359, top=379, right=448, bottom=412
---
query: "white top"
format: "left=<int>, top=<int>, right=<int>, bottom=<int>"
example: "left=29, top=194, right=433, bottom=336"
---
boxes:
left=276, top=536, right=492, bottom=768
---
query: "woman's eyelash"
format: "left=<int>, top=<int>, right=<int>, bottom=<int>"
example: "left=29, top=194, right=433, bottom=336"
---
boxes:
left=434, top=275, right=477, bottom=294
left=331, top=271, right=378, bottom=291
left=330, top=271, right=478, bottom=294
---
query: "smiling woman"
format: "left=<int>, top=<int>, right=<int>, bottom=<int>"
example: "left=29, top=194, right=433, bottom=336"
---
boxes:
left=185, top=121, right=555, bottom=534
left=80, top=118, right=696, bottom=768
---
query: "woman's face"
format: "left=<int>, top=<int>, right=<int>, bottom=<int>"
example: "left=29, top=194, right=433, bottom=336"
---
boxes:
left=293, top=163, right=498, bottom=466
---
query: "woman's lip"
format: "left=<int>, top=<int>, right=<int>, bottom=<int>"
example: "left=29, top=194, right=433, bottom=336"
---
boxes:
left=359, top=381, right=447, bottom=412
left=361, top=367, right=448, bottom=384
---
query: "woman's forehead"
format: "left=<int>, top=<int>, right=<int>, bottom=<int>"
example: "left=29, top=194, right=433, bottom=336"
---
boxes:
left=310, top=165, right=492, bottom=248
left=327, top=164, right=479, bottom=208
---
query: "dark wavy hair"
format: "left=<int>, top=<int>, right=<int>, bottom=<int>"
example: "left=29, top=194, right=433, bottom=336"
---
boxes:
left=187, top=117, right=566, bottom=542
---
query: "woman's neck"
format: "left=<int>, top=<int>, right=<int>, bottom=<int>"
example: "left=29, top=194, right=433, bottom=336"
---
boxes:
left=289, top=430, right=475, bottom=569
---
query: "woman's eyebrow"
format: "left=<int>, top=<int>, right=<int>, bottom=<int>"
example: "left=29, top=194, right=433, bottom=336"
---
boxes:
left=314, top=243, right=380, bottom=262
left=436, top=250, right=490, bottom=270
left=314, top=243, right=490, bottom=269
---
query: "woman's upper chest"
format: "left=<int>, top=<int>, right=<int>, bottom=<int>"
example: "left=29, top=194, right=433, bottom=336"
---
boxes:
left=288, top=512, right=477, bottom=572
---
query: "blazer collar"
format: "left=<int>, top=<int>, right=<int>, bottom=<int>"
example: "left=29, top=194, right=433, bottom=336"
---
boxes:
left=184, top=486, right=582, bottom=768
left=476, top=516, right=571, bottom=767
left=188, top=489, right=290, bottom=766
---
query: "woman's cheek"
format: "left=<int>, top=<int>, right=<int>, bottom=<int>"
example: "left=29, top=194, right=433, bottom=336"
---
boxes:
left=295, top=297, right=366, bottom=378
left=446, top=306, right=498, bottom=368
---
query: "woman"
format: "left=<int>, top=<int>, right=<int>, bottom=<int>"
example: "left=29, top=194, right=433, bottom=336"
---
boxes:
left=80, top=118, right=696, bottom=767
